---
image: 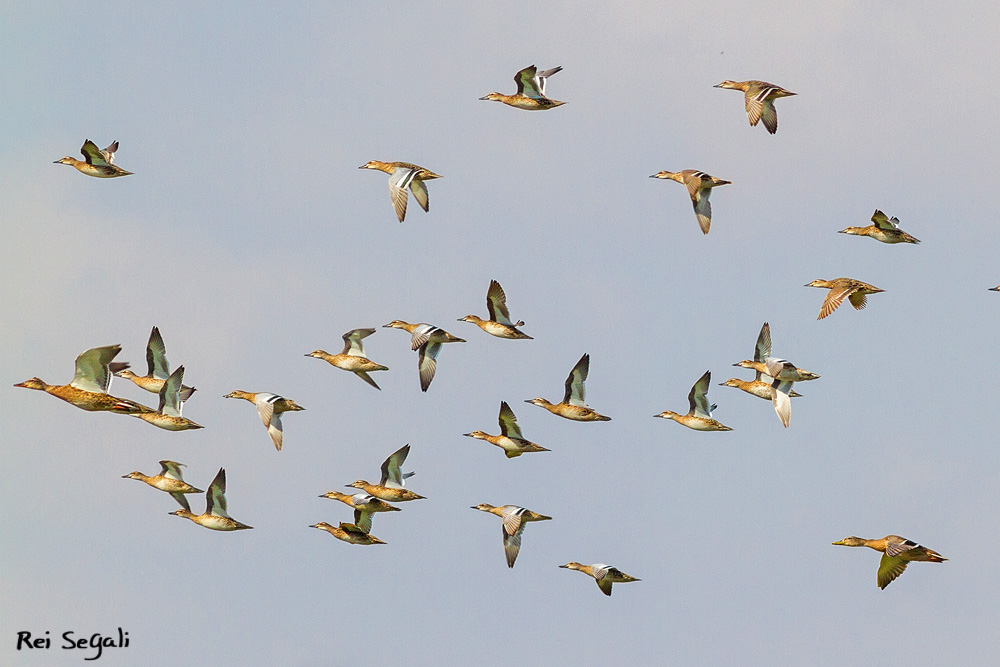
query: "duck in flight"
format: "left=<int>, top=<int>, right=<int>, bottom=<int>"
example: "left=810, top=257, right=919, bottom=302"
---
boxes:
left=472, top=503, right=552, bottom=568
left=15, top=344, right=152, bottom=414
left=131, top=366, right=203, bottom=431
left=480, top=65, right=565, bottom=110
left=122, top=460, right=203, bottom=511
left=170, top=468, right=253, bottom=531
left=650, top=170, right=730, bottom=235
left=559, top=562, right=640, bottom=596
left=384, top=320, right=465, bottom=391
left=733, top=323, right=818, bottom=428
left=805, top=278, right=884, bottom=320
left=319, top=491, right=400, bottom=534
left=310, top=522, right=386, bottom=545
left=54, top=139, right=133, bottom=177
left=655, top=370, right=733, bottom=431
left=839, top=210, right=920, bottom=244
left=115, top=327, right=196, bottom=401
left=347, top=444, right=425, bottom=502
left=306, top=328, right=389, bottom=390
left=526, top=353, right=611, bottom=421
left=223, top=390, right=305, bottom=450
left=465, top=401, right=550, bottom=458
left=359, top=160, right=441, bottom=223
left=832, top=535, right=946, bottom=589
left=459, top=280, right=532, bottom=339
left=720, top=322, right=803, bottom=401
left=714, top=80, right=796, bottom=134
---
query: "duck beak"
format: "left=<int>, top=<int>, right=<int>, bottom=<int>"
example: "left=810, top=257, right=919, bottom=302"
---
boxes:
left=832, top=539, right=846, bottom=545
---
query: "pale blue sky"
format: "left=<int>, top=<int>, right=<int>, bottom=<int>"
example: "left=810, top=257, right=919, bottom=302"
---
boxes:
left=3, top=2, right=1000, bottom=665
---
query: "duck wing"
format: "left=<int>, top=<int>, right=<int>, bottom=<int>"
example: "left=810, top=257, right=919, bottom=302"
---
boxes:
left=818, top=285, right=851, bottom=319
left=690, top=185, right=712, bottom=235
left=500, top=507, right=527, bottom=568
left=592, top=565, right=615, bottom=596
left=353, top=508, right=373, bottom=534
left=514, top=65, right=539, bottom=97
left=688, top=370, right=713, bottom=418
left=755, top=322, right=772, bottom=362
left=100, top=140, right=119, bottom=164
left=418, top=341, right=441, bottom=392
left=409, top=323, right=436, bottom=350
left=71, top=345, right=121, bottom=393
left=380, top=444, right=411, bottom=488
left=871, top=209, right=899, bottom=230
left=409, top=178, right=430, bottom=213
left=266, top=412, right=284, bottom=450
left=848, top=291, right=869, bottom=311
left=205, top=468, right=231, bottom=518
left=159, top=460, right=186, bottom=481
left=387, top=166, right=418, bottom=222
left=759, top=100, right=778, bottom=134
left=169, top=491, right=192, bottom=512
left=80, top=140, right=110, bottom=166
left=158, top=366, right=185, bottom=417
left=355, top=371, right=381, bottom=390
left=255, top=394, right=284, bottom=450
left=341, top=328, right=375, bottom=357
left=563, top=353, right=590, bottom=406
left=770, top=380, right=793, bottom=428
left=534, top=67, right=562, bottom=96
left=877, top=553, right=909, bottom=589
left=744, top=92, right=764, bottom=128
left=486, top=280, right=514, bottom=325
left=146, top=326, right=170, bottom=379
left=498, top=401, right=523, bottom=439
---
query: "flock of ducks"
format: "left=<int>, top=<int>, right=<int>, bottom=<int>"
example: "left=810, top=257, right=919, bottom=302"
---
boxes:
left=24, top=64, right=960, bottom=594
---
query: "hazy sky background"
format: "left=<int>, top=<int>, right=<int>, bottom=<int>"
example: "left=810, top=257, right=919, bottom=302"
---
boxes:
left=3, top=2, right=999, bottom=665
